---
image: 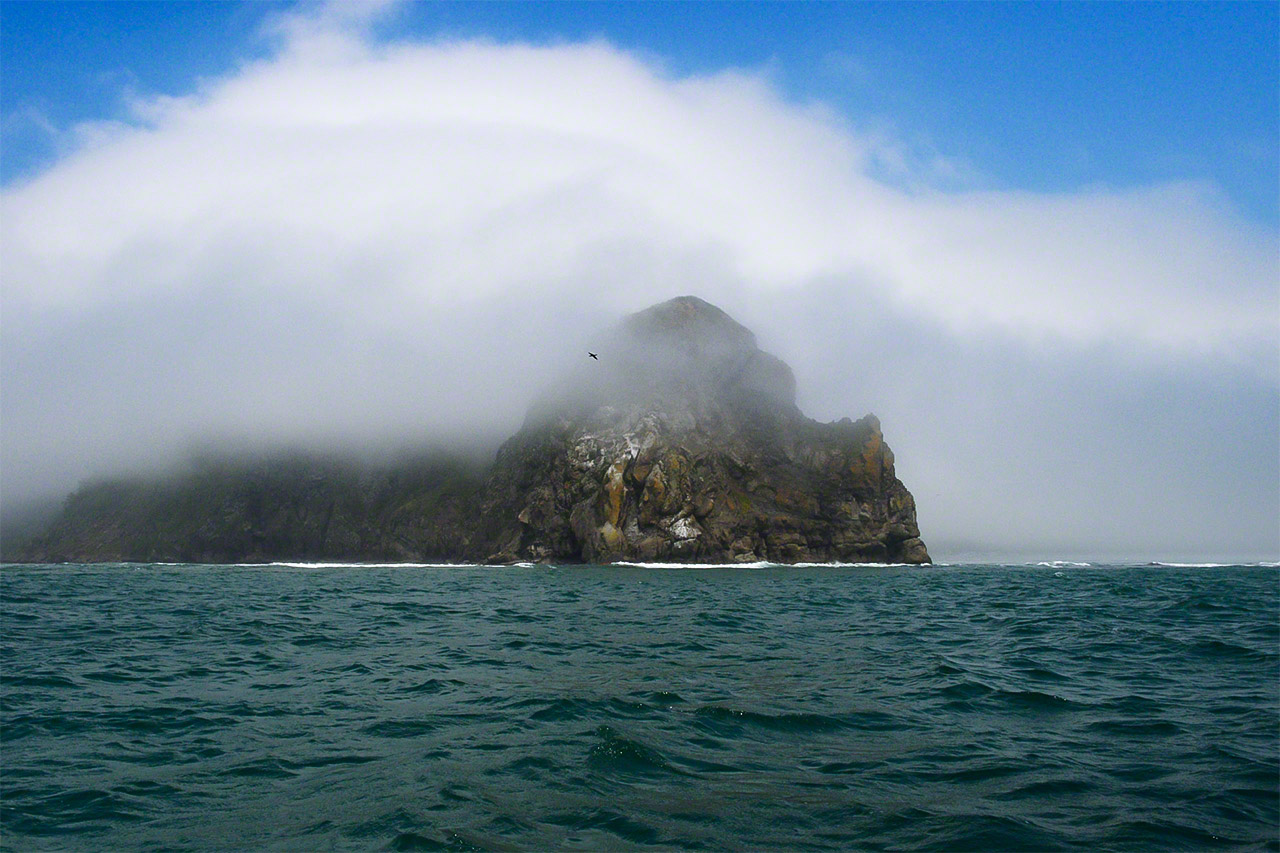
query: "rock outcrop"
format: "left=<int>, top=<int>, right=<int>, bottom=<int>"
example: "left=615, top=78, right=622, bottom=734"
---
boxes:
left=12, top=296, right=929, bottom=565
left=471, top=296, right=929, bottom=564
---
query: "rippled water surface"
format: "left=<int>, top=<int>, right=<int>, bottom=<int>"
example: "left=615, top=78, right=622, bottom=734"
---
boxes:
left=2, top=563, right=1277, bottom=851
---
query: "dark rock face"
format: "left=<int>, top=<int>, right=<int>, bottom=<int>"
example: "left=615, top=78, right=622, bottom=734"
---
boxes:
left=16, top=453, right=486, bottom=564
left=472, top=296, right=929, bottom=564
left=12, top=296, right=929, bottom=565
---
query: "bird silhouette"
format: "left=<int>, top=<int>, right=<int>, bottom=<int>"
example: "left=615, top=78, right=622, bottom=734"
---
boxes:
left=588, top=352, right=598, bottom=360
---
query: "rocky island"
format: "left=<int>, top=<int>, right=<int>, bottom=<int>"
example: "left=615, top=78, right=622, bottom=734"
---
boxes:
left=13, top=297, right=929, bottom=565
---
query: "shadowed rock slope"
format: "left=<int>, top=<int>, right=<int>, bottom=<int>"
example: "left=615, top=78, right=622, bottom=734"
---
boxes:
left=12, top=452, right=488, bottom=564
left=12, top=297, right=928, bottom=565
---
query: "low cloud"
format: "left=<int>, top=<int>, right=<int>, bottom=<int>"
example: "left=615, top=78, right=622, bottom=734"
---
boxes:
left=3, top=6, right=1276, bottom=557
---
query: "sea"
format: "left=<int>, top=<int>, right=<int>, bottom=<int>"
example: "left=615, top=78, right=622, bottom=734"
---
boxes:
left=1, top=561, right=1276, bottom=852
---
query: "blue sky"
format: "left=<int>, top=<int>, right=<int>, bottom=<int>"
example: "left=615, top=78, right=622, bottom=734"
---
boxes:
left=4, top=1, right=1278, bottom=222
left=1, top=2, right=1277, bottom=560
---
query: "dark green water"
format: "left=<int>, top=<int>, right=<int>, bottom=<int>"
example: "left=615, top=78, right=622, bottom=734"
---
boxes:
left=2, top=562, right=1277, bottom=851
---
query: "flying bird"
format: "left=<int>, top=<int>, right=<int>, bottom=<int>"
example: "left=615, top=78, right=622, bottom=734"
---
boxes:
left=588, top=352, right=598, bottom=360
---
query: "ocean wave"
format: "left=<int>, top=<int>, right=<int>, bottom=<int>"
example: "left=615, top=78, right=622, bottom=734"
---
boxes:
left=608, top=560, right=915, bottom=569
left=587, top=724, right=689, bottom=778
left=4, top=559, right=1276, bottom=852
left=790, top=561, right=914, bottom=568
left=609, top=560, right=773, bottom=569
left=1146, top=561, right=1280, bottom=568
left=693, top=704, right=857, bottom=733
left=249, top=562, right=472, bottom=569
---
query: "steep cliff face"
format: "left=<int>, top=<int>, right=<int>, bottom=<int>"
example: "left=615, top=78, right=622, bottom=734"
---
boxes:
left=471, top=296, right=929, bottom=564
